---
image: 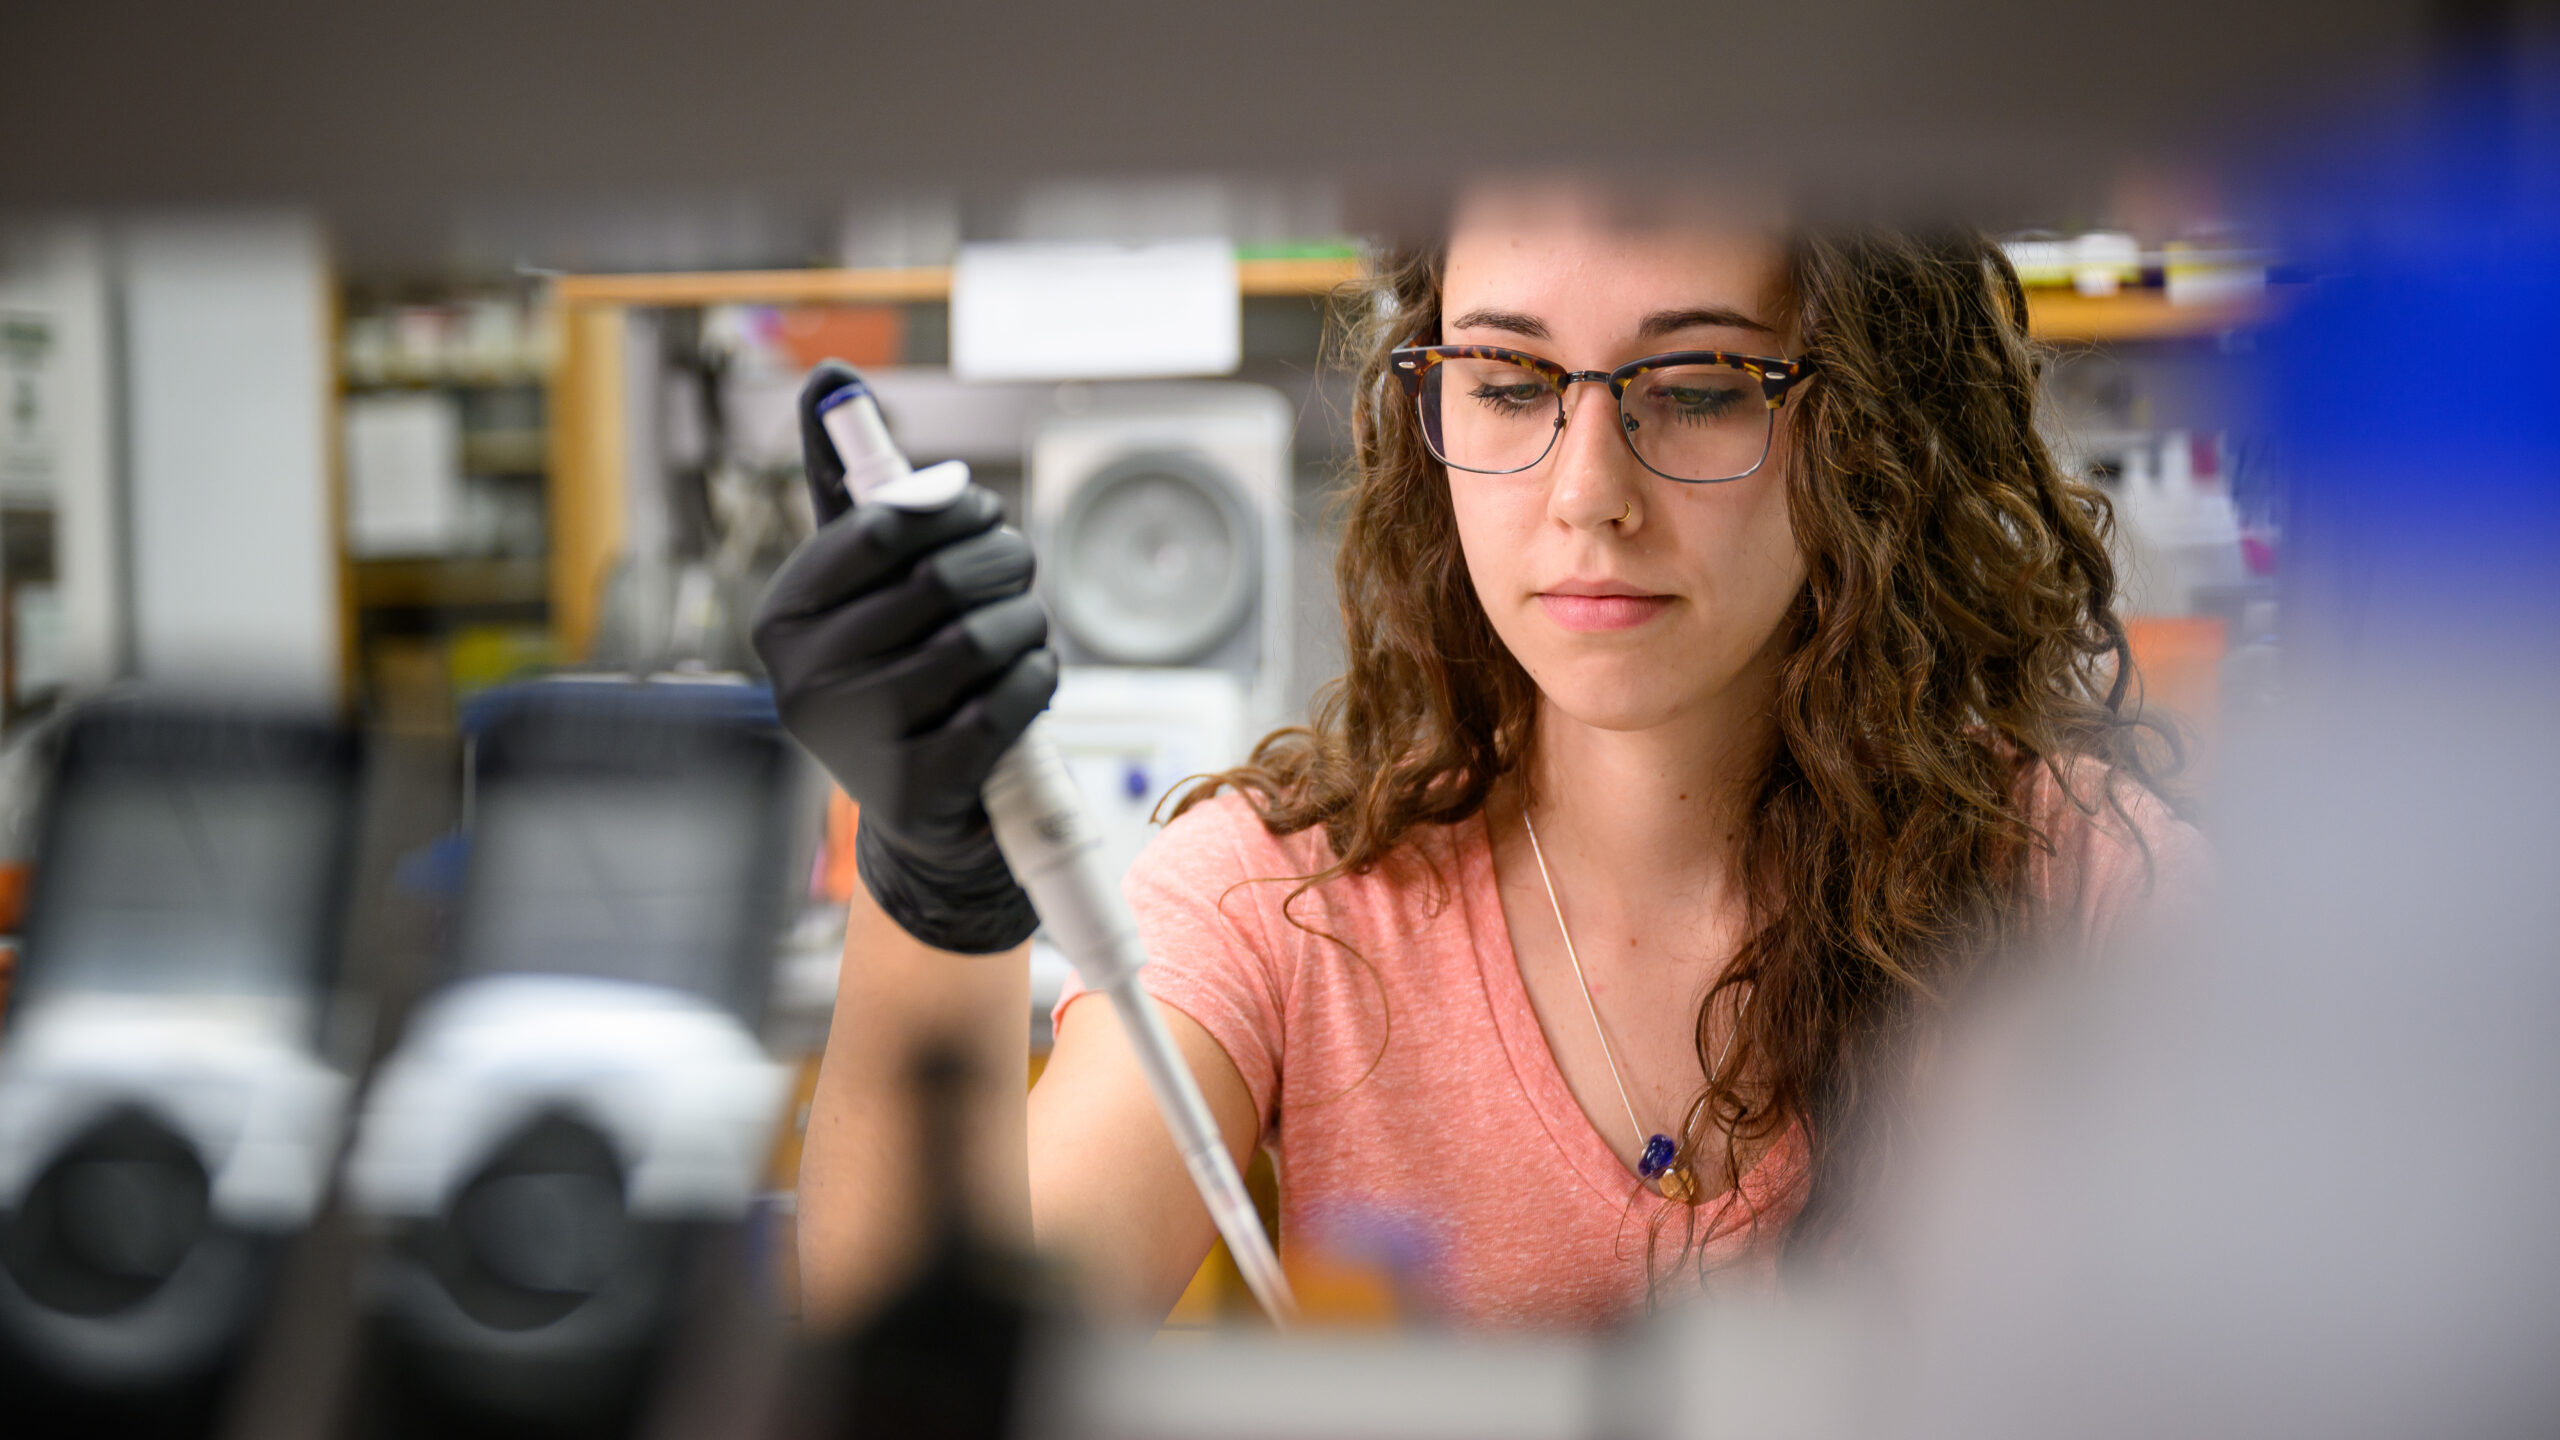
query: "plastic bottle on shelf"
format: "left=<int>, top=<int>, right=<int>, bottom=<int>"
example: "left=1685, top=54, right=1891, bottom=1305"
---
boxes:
left=2074, top=231, right=2143, bottom=298
left=2114, top=432, right=2247, bottom=617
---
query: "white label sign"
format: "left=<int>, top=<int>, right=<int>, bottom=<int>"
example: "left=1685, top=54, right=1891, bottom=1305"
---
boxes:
left=951, top=240, right=1239, bottom=383
left=343, top=392, right=462, bottom=557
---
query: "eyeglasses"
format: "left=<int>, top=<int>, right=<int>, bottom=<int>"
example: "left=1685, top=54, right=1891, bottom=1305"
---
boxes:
left=1389, top=344, right=1814, bottom=484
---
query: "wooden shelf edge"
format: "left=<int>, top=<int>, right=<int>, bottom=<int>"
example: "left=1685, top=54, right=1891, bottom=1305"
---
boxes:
left=2026, top=287, right=2286, bottom=343
left=552, top=256, right=1366, bottom=309
left=552, top=261, right=2277, bottom=343
left=1237, top=255, right=1366, bottom=296
left=350, top=556, right=550, bottom=610
left=555, top=266, right=954, bottom=308
left=551, top=259, right=2306, bottom=353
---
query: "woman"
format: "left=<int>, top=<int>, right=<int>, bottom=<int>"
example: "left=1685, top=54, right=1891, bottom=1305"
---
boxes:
left=754, top=187, right=2202, bottom=1331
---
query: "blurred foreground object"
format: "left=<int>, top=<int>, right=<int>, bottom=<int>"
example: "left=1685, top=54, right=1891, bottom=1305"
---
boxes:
left=1867, top=54, right=2560, bottom=1440
left=0, top=696, right=362, bottom=1436
left=0, top=2, right=2471, bottom=258
left=771, top=1044, right=1058, bottom=1440
left=340, top=680, right=799, bottom=1437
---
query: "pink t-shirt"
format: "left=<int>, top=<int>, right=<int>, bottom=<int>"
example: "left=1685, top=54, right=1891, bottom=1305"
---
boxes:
left=1056, top=765, right=2203, bottom=1330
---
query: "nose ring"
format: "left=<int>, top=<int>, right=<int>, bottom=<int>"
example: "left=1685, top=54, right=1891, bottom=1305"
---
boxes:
left=1613, top=501, right=1633, bottom=526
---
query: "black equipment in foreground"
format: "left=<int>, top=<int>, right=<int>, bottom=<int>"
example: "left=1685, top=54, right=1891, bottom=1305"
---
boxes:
left=339, top=680, right=800, bottom=1438
left=0, top=698, right=364, bottom=1437
left=769, top=1043, right=1058, bottom=1440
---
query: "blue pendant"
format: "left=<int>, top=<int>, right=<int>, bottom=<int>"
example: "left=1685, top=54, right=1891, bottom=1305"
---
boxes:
left=1637, top=1133, right=1678, bottom=1179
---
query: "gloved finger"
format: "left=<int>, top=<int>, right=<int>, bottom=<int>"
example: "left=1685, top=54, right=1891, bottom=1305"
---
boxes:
left=851, top=592, right=1051, bottom=736
left=929, top=647, right=1061, bottom=777
left=761, top=527, right=1035, bottom=669
left=928, top=525, right=1038, bottom=607
left=797, top=361, right=863, bottom=524
left=963, top=645, right=1061, bottom=746
left=841, top=648, right=1059, bottom=854
left=755, top=486, right=1004, bottom=624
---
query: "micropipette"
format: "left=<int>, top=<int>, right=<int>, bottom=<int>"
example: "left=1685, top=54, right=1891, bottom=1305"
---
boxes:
left=813, top=374, right=1297, bottom=1326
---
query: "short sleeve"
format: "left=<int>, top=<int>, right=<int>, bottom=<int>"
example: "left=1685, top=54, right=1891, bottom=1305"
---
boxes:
left=2025, top=760, right=2213, bottom=954
left=1050, top=793, right=1301, bottom=1129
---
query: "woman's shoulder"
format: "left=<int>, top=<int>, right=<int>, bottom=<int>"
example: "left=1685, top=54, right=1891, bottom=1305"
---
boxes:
left=2018, top=755, right=2210, bottom=947
left=1136, top=789, right=1337, bottom=885
left=1127, top=788, right=1469, bottom=924
left=2019, top=752, right=2195, bottom=849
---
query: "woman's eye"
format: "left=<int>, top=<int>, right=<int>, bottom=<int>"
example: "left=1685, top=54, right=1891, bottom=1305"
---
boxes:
left=1467, top=382, right=1550, bottom=413
left=1656, top=382, right=1749, bottom=421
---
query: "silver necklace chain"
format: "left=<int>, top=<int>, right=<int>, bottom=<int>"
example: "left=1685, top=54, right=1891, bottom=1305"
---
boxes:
left=1520, top=805, right=1739, bottom=1172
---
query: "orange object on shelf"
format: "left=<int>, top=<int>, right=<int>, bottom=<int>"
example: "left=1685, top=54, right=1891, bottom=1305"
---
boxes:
left=0, top=860, right=25, bottom=1024
left=1278, top=1250, right=1405, bottom=1328
left=2125, top=614, right=2228, bottom=777
left=769, top=305, right=905, bottom=370
left=2025, top=287, right=2283, bottom=343
left=818, top=789, right=861, bottom=905
left=0, top=861, right=27, bottom=934
left=767, top=1052, right=828, bottom=1192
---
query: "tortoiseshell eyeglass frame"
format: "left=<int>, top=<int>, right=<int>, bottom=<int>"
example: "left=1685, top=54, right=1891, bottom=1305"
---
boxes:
left=1388, top=343, right=1816, bottom=484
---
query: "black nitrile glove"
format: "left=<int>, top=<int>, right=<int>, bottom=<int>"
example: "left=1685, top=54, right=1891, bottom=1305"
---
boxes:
left=751, top=363, right=1058, bottom=954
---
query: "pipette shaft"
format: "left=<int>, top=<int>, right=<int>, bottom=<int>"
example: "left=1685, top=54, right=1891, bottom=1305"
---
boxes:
left=818, top=382, right=1296, bottom=1325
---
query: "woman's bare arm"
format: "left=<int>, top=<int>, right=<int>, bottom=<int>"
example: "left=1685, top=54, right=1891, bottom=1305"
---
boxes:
left=796, top=881, right=1262, bottom=1325
left=1030, top=980, right=1261, bottom=1318
left=795, top=881, right=1031, bottom=1326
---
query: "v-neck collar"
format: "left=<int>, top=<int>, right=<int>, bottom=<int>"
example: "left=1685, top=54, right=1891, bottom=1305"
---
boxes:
left=1452, top=808, right=1807, bottom=1242
left=1455, top=809, right=1693, bottom=1217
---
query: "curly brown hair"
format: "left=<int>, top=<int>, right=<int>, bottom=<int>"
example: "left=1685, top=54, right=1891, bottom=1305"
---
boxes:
left=1170, top=226, right=2168, bottom=1270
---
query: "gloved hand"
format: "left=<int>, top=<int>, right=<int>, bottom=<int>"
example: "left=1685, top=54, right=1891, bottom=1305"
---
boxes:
left=751, top=363, right=1058, bottom=954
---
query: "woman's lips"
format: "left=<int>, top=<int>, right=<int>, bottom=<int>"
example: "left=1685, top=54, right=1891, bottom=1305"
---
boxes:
left=1536, top=592, right=1674, bottom=631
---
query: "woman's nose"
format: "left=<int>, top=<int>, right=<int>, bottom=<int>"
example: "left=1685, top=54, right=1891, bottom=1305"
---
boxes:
left=1545, top=383, right=1644, bottom=532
